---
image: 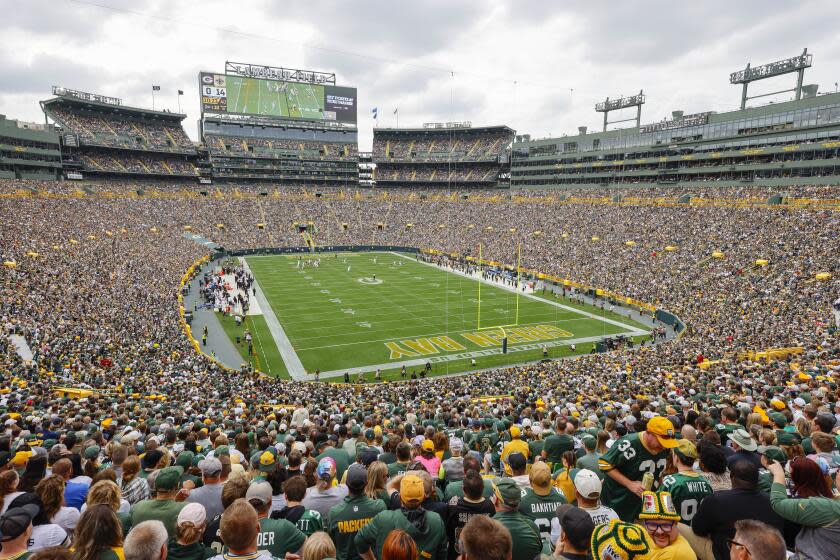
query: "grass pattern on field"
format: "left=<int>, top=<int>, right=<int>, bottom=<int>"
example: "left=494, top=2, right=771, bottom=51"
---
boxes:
left=225, top=252, right=649, bottom=381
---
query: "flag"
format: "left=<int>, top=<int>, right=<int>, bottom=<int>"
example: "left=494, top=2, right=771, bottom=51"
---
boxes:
left=393, top=108, right=398, bottom=115
left=371, top=107, right=378, bottom=119
left=152, top=85, right=161, bottom=91
left=178, top=90, right=184, bottom=95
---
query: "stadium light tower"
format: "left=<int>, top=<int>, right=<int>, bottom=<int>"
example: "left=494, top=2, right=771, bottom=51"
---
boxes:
left=730, top=48, right=813, bottom=109
left=595, top=90, right=645, bottom=132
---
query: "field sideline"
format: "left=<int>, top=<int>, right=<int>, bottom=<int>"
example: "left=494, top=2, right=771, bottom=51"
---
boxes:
left=220, top=252, right=650, bottom=381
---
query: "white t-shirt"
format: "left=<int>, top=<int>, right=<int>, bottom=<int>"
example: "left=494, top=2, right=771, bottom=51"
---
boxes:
left=29, top=524, right=69, bottom=551
left=0, top=491, right=24, bottom=515
left=69, top=475, right=93, bottom=486
left=550, top=503, right=619, bottom=546
left=52, top=506, right=81, bottom=535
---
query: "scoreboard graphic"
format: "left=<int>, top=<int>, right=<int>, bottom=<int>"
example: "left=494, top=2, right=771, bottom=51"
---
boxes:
left=199, top=72, right=356, bottom=124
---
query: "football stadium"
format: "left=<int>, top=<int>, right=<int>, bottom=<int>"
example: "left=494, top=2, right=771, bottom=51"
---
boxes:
left=1, top=3, right=840, bottom=560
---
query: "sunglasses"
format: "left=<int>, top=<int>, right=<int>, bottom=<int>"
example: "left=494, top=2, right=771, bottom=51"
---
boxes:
left=643, top=521, right=675, bottom=534
left=727, top=539, right=752, bottom=557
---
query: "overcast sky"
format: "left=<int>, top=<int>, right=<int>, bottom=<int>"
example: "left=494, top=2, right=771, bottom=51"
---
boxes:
left=3, top=0, right=840, bottom=150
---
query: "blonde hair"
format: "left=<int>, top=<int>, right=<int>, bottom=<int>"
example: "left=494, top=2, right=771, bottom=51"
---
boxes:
left=86, top=480, right=121, bottom=511
left=176, top=519, right=205, bottom=545
left=364, top=461, right=388, bottom=500
left=301, top=531, right=336, bottom=560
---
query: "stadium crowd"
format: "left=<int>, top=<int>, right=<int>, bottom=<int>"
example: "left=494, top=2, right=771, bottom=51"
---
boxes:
left=373, top=130, right=509, bottom=162
left=0, top=178, right=839, bottom=560
left=206, top=137, right=358, bottom=160
left=79, top=151, right=198, bottom=176
left=44, top=106, right=194, bottom=153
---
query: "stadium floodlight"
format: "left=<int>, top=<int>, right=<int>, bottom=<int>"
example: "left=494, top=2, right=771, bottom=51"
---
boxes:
left=225, top=62, right=336, bottom=85
left=594, top=90, right=645, bottom=132
left=729, top=48, right=813, bottom=109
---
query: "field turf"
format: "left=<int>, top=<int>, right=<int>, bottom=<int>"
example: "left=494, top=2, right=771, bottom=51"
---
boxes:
left=223, top=252, right=650, bottom=381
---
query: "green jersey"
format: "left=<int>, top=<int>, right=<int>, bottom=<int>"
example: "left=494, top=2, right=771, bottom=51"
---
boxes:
left=542, top=434, right=574, bottom=466
left=518, top=487, right=568, bottom=552
left=327, top=495, right=386, bottom=560
left=354, top=509, right=447, bottom=560
left=295, top=509, right=322, bottom=537
left=528, top=439, right=545, bottom=462
left=599, top=433, right=668, bottom=522
left=715, top=422, right=741, bottom=440
left=493, top=510, right=543, bottom=560
left=443, top=477, right=495, bottom=500
left=660, top=471, right=713, bottom=523
left=256, top=517, right=306, bottom=558
left=387, top=461, right=411, bottom=478
left=128, top=499, right=186, bottom=538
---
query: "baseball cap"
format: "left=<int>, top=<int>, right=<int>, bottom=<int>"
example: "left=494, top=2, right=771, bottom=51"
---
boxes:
left=360, top=449, right=379, bottom=467
left=345, top=464, right=368, bottom=492
left=573, top=469, right=602, bottom=499
left=177, top=503, right=206, bottom=526
left=198, top=456, right=223, bottom=477
left=507, top=452, right=526, bottom=472
left=757, top=445, right=787, bottom=465
left=83, top=445, right=101, bottom=460
left=510, top=425, right=521, bottom=438
left=638, top=491, right=681, bottom=521
left=154, top=466, right=183, bottom=491
left=257, top=451, right=276, bottom=473
left=400, top=474, right=425, bottom=503
left=175, top=451, right=194, bottom=470
left=727, top=429, right=757, bottom=452
left=529, top=461, right=552, bottom=496
left=317, top=457, right=336, bottom=480
left=0, top=504, right=38, bottom=542
left=646, top=417, right=678, bottom=449
left=492, top=478, right=521, bottom=507
left=245, top=481, right=273, bottom=507
left=673, top=439, right=697, bottom=462
left=421, top=439, right=434, bottom=452
left=555, top=504, right=595, bottom=551
left=141, top=449, right=164, bottom=470
left=449, top=437, right=463, bottom=452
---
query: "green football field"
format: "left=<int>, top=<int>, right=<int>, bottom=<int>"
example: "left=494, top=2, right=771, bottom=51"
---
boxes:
left=221, top=252, right=651, bottom=381
left=225, top=76, right=324, bottom=119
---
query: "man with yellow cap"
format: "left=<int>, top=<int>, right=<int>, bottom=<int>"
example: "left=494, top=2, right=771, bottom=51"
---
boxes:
left=518, top=461, right=567, bottom=552
left=354, top=473, right=446, bottom=560
left=501, top=425, right=530, bottom=474
left=599, top=416, right=678, bottom=522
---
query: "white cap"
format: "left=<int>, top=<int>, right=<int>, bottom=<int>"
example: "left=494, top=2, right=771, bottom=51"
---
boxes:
left=573, top=469, right=602, bottom=499
left=177, top=503, right=206, bottom=526
left=292, top=441, right=307, bottom=454
left=793, top=397, right=806, bottom=407
left=521, top=418, right=532, bottom=428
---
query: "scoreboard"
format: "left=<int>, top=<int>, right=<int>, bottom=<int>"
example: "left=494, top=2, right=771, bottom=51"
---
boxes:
left=199, top=72, right=357, bottom=124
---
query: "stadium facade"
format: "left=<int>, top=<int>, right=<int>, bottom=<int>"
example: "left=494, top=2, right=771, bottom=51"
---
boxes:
left=372, top=123, right=513, bottom=188
left=0, top=114, right=62, bottom=180
left=511, top=91, right=840, bottom=190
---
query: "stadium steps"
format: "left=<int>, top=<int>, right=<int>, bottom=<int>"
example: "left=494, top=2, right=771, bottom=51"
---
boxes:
left=487, top=137, right=502, bottom=156
left=99, top=117, right=118, bottom=136
left=129, top=122, right=148, bottom=144
left=163, top=127, right=179, bottom=147
left=162, top=161, right=174, bottom=174
left=407, top=140, right=415, bottom=157
left=136, top=158, right=149, bottom=173
left=385, top=141, right=390, bottom=158
left=467, top=138, right=480, bottom=157
left=428, top=140, right=436, bottom=153
left=430, top=169, right=437, bottom=181
left=465, top=169, right=474, bottom=180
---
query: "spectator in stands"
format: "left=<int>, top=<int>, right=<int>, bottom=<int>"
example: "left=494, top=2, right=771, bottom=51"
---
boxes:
left=125, top=520, right=167, bottom=560
left=457, top=515, right=512, bottom=560
left=682, top=461, right=784, bottom=560
left=73, top=504, right=124, bottom=560
left=165, top=503, right=212, bottom=560
left=728, top=519, right=786, bottom=560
